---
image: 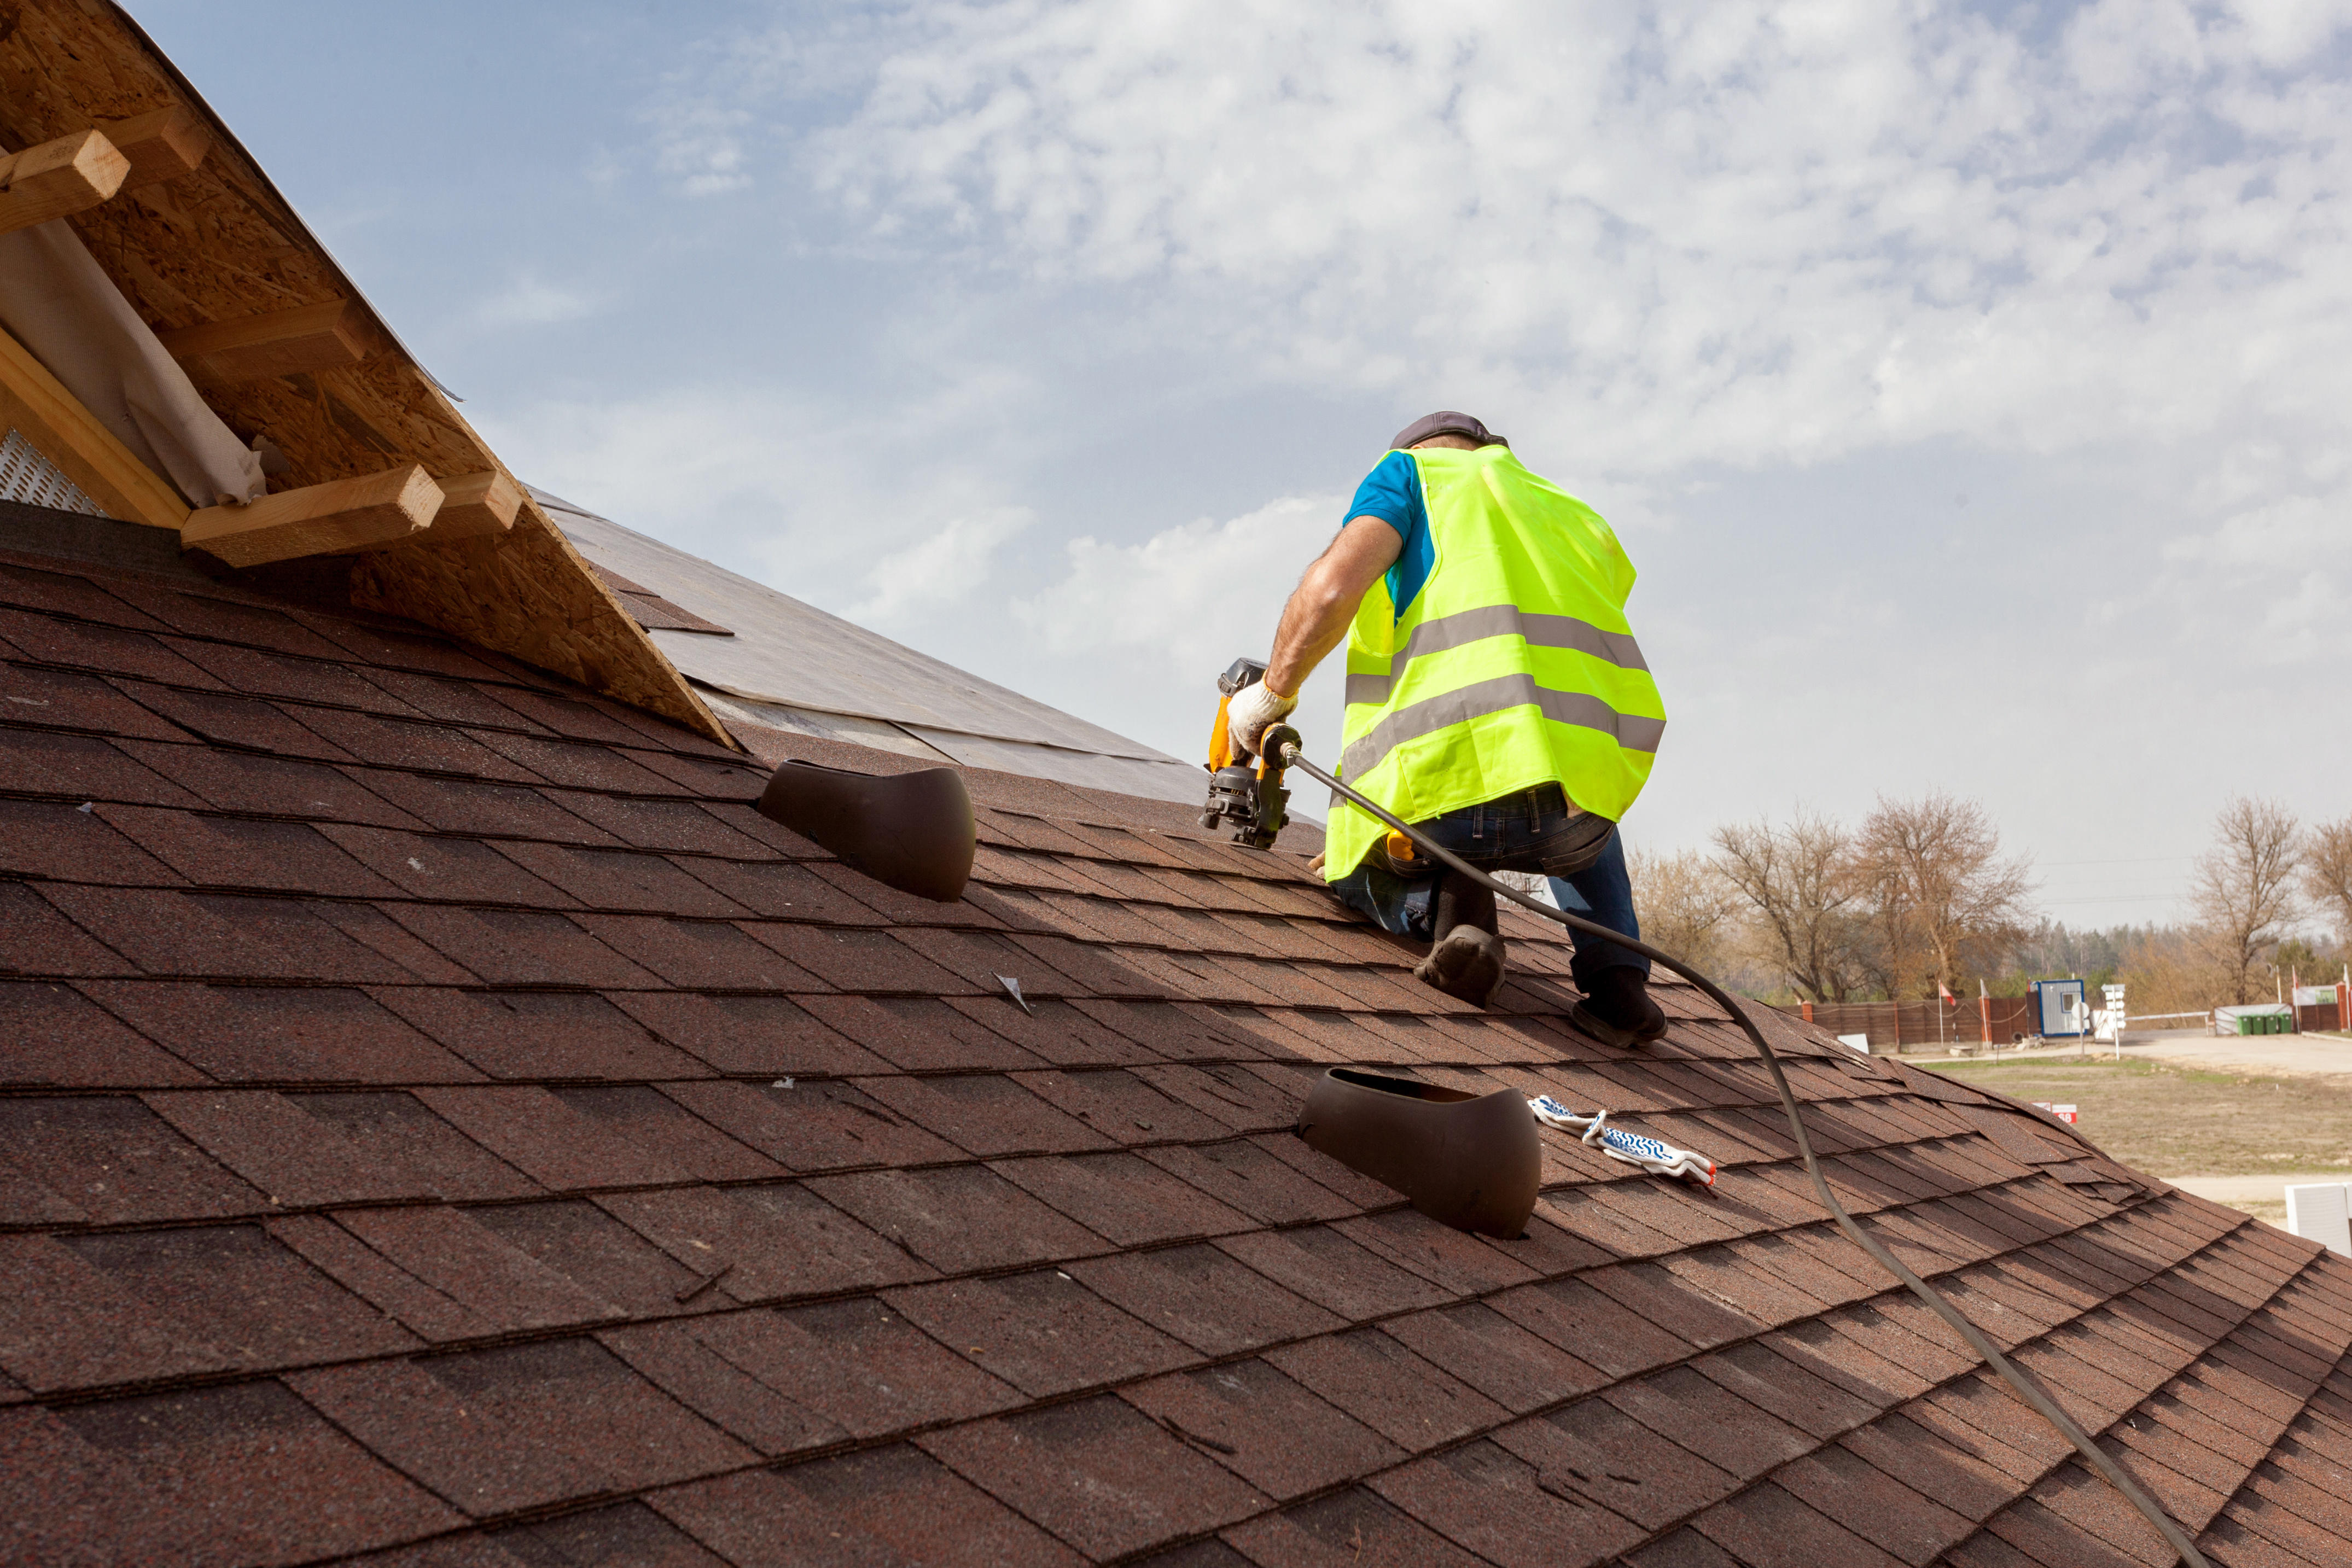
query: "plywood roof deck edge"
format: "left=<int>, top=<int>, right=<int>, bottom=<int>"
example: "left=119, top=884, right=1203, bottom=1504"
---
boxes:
left=0, top=0, right=733, bottom=748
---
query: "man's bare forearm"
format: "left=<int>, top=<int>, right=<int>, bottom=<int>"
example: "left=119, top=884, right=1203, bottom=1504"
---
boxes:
left=1265, top=516, right=1401, bottom=695
left=1264, top=566, right=1358, bottom=695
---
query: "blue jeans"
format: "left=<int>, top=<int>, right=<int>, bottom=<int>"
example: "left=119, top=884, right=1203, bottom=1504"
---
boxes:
left=1329, top=782, right=1649, bottom=989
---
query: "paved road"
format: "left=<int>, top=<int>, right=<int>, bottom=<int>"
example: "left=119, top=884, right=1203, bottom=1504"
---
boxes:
left=2168, top=1174, right=2343, bottom=1204
left=2124, top=1032, right=2352, bottom=1080
left=1908, top=1030, right=2352, bottom=1079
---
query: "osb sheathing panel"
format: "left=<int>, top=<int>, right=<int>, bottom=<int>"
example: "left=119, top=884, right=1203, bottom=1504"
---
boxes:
left=0, top=0, right=732, bottom=746
left=347, top=498, right=701, bottom=716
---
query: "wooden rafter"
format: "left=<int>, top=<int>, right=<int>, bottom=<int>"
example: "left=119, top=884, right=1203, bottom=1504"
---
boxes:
left=0, top=128, right=127, bottom=235
left=158, top=299, right=373, bottom=385
left=96, top=104, right=209, bottom=191
left=0, top=318, right=189, bottom=529
left=182, top=464, right=442, bottom=567
left=0, top=0, right=737, bottom=749
left=424, top=469, right=523, bottom=543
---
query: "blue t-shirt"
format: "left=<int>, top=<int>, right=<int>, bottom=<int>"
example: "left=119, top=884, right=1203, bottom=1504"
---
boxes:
left=1345, top=449, right=1435, bottom=617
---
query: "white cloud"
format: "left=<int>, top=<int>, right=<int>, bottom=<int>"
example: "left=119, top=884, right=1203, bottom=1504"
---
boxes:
left=1008, top=494, right=1353, bottom=758
left=848, top=506, right=1034, bottom=623
left=2217, top=0, right=2348, bottom=69
left=781, top=0, right=2352, bottom=481
left=475, top=387, right=814, bottom=542
left=647, top=99, right=756, bottom=195
left=1012, top=495, right=1330, bottom=660
left=474, top=274, right=602, bottom=328
left=469, top=365, right=1044, bottom=619
left=2163, top=493, right=2352, bottom=570
left=635, top=14, right=906, bottom=198
left=2153, top=488, right=2352, bottom=664
left=524, top=3, right=2352, bottom=924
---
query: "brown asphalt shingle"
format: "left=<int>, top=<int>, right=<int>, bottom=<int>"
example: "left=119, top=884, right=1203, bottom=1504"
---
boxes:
left=7, top=529, right=2352, bottom=1566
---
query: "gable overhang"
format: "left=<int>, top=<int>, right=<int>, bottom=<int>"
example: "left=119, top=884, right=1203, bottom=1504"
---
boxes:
left=0, top=1, right=732, bottom=747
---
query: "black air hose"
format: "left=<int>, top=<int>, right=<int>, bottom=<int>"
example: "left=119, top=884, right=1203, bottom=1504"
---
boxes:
left=1272, top=736, right=2207, bottom=1568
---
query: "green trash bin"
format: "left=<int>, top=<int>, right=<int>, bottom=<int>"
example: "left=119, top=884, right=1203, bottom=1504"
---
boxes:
left=2238, top=1013, right=2257, bottom=1035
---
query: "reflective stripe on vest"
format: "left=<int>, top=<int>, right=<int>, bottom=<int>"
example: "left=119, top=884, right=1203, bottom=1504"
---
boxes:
left=1339, top=674, right=1668, bottom=782
left=1342, top=604, right=1650, bottom=708
left=1324, top=445, right=1666, bottom=882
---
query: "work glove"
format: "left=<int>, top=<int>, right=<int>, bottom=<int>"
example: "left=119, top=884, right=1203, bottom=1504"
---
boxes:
left=1225, top=679, right=1298, bottom=761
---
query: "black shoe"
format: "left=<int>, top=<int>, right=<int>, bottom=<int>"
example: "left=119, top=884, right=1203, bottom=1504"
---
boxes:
left=1570, top=967, right=1667, bottom=1047
left=1414, top=927, right=1507, bottom=1007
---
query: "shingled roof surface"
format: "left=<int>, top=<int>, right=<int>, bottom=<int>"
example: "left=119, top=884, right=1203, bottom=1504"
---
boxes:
left=7, top=524, right=2352, bottom=1568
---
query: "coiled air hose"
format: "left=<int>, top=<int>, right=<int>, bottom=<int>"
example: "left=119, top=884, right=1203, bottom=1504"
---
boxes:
left=1269, top=734, right=2207, bottom=1568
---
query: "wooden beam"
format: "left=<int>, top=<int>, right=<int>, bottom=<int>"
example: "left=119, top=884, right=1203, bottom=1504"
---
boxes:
left=324, top=469, right=520, bottom=554
left=0, top=130, right=130, bottom=236
left=155, top=299, right=371, bottom=384
left=0, top=320, right=189, bottom=529
left=5, top=0, right=736, bottom=750
left=182, top=464, right=443, bottom=567
left=424, top=470, right=523, bottom=543
left=96, top=106, right=212, bottom=192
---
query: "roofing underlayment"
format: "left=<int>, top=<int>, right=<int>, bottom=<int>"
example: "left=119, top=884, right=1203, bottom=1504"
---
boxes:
left=8, top=505, right=2352, bottom=1567
left=534, top=488, right=1206, bottom=806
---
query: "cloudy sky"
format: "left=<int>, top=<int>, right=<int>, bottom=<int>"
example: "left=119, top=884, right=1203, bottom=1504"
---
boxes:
left=146, top=1, right=2349, bottom=931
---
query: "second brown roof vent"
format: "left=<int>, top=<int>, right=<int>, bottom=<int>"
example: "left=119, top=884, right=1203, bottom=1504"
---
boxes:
left=1298, top=1068, right=1540, bottom=1239
left=756, top=759, right=975, bottom=902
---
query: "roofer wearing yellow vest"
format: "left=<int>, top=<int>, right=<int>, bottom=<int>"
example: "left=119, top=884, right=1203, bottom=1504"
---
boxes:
left=1224, top=411, right=1668, bottom=1042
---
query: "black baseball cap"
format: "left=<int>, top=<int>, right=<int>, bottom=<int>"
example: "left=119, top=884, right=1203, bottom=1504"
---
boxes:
left=1390, top=411, right=1508, bottom=450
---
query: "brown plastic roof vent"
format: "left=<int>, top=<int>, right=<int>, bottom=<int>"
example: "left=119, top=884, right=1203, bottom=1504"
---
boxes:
left=755, top=759, right=975, bottom=902
left=1297, top=1068, right=1540, bottom=1239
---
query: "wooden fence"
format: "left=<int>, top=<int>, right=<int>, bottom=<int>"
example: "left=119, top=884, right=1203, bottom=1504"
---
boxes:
left=2298, top=999, right=2350, bottom=1033
left=1779, top=991, right=2350, bottom=1048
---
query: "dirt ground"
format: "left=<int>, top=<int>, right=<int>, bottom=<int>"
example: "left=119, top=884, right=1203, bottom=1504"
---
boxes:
left=1924, top=1054, right=2352, bottom=1227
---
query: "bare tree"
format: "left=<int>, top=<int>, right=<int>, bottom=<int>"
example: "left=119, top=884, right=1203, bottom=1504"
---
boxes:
left=2305, top=815, right=2352, bottom=953
left=2192, top=796, right=2302, bottom=1004
left=1848, top=851, right=1919, bottom=1001
left=1857, top=791, right=2035, bottom=997
left=2115, top=925, right=2227, bottom=1017
left=1711, top=811, right=1864, bottom=1002
left=1626, top=846, right=1744, bottom=977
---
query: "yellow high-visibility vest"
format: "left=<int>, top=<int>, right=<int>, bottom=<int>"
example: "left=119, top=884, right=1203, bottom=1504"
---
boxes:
left=1324, top=445, right=1666, bottom=881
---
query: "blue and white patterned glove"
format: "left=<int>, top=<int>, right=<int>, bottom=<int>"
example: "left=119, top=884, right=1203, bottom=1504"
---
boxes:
left=1529, top=1096, right=1716, bottom=1186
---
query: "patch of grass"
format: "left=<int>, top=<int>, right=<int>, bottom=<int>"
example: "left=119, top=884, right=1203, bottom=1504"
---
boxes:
left=1923, top=1056, right=2352, bottom=1180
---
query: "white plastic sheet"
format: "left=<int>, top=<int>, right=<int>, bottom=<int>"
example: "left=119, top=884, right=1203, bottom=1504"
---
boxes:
left=0, top=219, right=261, bottom=508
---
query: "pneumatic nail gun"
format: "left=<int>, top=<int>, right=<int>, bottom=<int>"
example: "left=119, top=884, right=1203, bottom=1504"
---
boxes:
left=1198, top=657, right=1297, bottom=851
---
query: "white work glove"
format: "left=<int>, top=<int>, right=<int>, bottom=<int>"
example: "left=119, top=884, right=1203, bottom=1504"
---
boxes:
left=1225, top=680, right=1298, bottom=761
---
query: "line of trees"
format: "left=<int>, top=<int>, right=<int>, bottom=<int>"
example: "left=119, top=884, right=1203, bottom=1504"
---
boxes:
left=1692, top=790, right=2034, bottom=1003
left=1631, top=792, right=2351, bottom=1011
left=2193, top=798, right=2352, bottom=1004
